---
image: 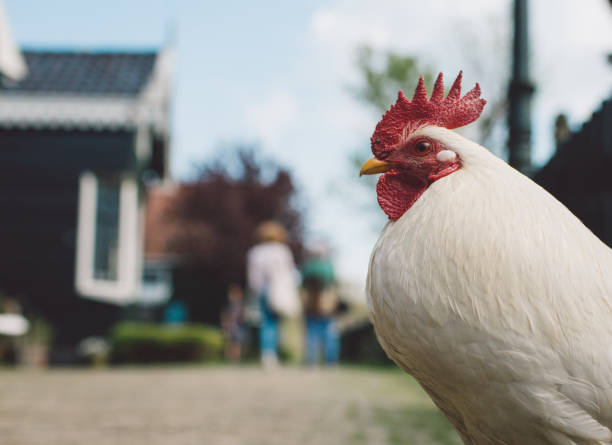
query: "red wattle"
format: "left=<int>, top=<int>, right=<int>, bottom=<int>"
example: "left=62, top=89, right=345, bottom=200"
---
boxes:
left=377, top=171, right=429, bottom=220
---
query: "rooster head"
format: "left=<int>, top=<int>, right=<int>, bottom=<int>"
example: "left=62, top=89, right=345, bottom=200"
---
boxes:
left=360, top=72, right=486, bottom=220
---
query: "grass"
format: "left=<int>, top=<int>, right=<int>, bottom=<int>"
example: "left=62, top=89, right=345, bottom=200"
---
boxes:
left=374, top=405, right=462, bottom=445
left=339, top=365, right=463, bottom=445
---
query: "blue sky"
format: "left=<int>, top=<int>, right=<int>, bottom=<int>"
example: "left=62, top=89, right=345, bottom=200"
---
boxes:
left=5, top=0, right=611, bottom=290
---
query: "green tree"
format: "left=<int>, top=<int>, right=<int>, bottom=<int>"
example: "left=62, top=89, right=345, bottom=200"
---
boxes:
left=353, top=46, right=434, bottom=114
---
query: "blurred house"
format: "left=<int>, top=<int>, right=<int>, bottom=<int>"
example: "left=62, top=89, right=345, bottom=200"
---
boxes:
left=0, top=46, right=172, bottom=361
left=142, top=182, right=179, bottom=307
left=534, top=98, right=612, bottom=247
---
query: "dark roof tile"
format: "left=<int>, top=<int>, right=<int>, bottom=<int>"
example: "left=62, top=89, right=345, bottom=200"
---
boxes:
left=1, top=50, right=157, bottom=95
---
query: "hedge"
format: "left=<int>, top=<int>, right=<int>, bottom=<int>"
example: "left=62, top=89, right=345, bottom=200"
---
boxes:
left=110, top=322, right=224, bottom=364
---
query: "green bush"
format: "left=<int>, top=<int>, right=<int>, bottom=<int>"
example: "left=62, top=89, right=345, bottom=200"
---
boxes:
left=110, top=322, right=224, bottom=364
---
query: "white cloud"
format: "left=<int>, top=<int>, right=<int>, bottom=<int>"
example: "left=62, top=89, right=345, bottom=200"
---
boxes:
left=243, top=90, right=299, bottom=147
left=310, top=7, right=389, bottom=51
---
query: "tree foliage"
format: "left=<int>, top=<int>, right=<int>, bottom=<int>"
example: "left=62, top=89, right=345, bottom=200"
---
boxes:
left=354, top=46, right=434, bottom=114
left=166, top=147, right=305, bottom=324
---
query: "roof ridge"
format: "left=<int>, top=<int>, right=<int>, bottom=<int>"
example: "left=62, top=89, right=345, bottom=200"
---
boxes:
left=21, top=47, right=159, bottom=56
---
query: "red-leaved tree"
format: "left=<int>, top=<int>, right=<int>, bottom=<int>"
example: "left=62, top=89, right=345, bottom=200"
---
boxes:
left=165, top=148, right=305, bottom=324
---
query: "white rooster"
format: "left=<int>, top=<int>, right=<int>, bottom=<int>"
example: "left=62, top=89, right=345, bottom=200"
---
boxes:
left=360, top=72, right=612, bottom=445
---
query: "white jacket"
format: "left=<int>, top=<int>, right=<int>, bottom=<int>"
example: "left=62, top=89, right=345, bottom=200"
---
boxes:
left=247, top=242, right=299, bottom=317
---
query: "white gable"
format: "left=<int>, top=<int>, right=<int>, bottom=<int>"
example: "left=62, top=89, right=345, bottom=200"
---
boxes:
left=0, top=0, right=26, bottom=82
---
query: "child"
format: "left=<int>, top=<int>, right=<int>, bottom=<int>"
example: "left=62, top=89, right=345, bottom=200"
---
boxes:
left=221, top=284, right=246, bottom=362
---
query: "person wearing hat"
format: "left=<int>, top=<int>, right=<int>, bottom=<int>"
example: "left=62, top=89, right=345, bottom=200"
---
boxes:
left=247, top=221, right=299, bottom=367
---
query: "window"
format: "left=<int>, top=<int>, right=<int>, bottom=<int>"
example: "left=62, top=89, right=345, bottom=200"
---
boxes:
left=75, top=171, right=142, bottom=304
left=93, top=177, right=121, bottom=281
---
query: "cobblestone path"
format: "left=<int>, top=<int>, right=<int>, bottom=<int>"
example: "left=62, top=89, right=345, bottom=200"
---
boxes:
left=0, top=366, right=460, bottom=445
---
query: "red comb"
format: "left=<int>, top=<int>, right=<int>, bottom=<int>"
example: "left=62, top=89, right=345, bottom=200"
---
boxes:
left=371, top=72, right=486, bottom=158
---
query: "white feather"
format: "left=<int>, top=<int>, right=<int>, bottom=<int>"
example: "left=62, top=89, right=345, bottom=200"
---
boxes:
left=367, top=126, right=612, bottom=445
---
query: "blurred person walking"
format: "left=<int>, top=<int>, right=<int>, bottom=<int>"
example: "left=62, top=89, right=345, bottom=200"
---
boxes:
left=0, top=296, right=28, bottom=364
left=301, top=244, right=340, bottom=366
left=247, top=221, right=299, bottom=368
left=221, top=284, right=246, bottom=362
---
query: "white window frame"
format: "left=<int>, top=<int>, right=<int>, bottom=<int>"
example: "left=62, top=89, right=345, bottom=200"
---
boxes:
left=74, top=171, right=142, bottom=304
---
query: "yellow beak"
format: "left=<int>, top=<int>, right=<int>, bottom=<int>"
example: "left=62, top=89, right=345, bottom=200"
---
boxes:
left=360, top=157, right=393, bottom=176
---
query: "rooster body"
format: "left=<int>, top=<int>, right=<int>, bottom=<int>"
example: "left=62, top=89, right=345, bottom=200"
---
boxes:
left=363, top=75, right=612, bottom=444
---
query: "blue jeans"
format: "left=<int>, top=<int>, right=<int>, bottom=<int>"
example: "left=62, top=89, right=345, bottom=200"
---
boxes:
left=260, top=295, right=279, bottom=356
left=305, top=317, right=339, bottom=365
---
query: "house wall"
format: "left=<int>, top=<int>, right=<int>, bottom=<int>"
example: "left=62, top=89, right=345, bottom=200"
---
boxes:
left=0, top=128, right=138, bottom=358
left=535, top=100, right=612, bottom=247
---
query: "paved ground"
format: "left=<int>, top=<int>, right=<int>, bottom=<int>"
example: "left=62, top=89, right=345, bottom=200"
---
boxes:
left=0, top=366, right=461, bottom=445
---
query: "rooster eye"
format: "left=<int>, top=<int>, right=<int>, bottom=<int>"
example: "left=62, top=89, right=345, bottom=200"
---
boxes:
left=414, top=142, right=431, bottom=155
